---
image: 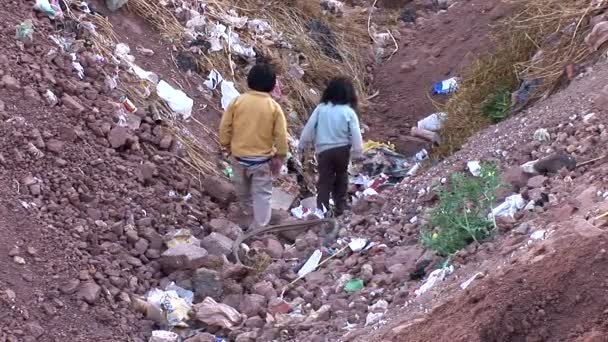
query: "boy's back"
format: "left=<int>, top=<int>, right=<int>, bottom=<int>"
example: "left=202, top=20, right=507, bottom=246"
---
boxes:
left=220, top=91, right=288, bottom=159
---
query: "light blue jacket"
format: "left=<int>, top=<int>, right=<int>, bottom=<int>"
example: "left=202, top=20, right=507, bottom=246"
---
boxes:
left=298, top=103, right=363, bottom=155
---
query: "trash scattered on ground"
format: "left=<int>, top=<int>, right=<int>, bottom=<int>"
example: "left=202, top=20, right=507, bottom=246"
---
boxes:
left=298, top=249, right=322, bottom=277
left=417, top=112, right=447, bottom=131
left=44, top=90, right=58, bottom=106
left=348, top=238, right=368, bottom=252
left=203, top=69, right=240, bottom=110
left=533, top=128, right=550, bottom=142
left=460, top=272, right=484, bottom=290
left=70, top=53, right=85, bottom=79
left=411, top=127, right=440, bottom=144
left=530, top=230, right=547, bottom=241
left=467, top=161, right=481, bottom=177
left=120, top=95, right=138, bottom=113
left=365, top=300, right=389, bottom=326
left=193, top=297, right=244, bottom=330
left=344, top=279, right=364, bottom=293
left=363, top=140, right=395, bottom=152
left=16, top=20, right=34, bottom=41
left=165, top=229, right=200, bottom=248
left=492, top=194, right=525, bottom=218
left=149, top=330, right=179, bottom=342
left=432, top=77, right=459, bottom=95
left=511, top=79, right=542, bottom=113
left=221, top=80, right=241, bottom=109
left=223, top=164, right=233, bottom=178
left=34, top=0, right=63, bottom=19
left=415, top=265, right=454, bottom=296
left=290, top=206, right=325, bottom=219
left=157, top=80, right=193, bottom=120
left=135, top=283, right=193, bottom=328
left=521, top=160, right=539, bottom=174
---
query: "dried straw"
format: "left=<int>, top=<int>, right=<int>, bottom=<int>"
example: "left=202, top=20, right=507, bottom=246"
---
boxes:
left=435, top=0, right=606, bottom=157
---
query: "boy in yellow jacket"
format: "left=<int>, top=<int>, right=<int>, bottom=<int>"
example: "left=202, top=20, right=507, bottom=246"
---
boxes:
left=219, top=64, right=288, bottom=228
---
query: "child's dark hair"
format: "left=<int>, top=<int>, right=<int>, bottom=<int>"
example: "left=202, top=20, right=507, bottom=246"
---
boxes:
left=320, top=77, right=358, bottom=110
left=247, top=63, right=277, bottom=92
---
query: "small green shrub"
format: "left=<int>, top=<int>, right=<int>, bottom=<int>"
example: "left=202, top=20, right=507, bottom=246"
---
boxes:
left=482, top=88, right=512, bottom=123
left=420, top=164, right=501, bottom=256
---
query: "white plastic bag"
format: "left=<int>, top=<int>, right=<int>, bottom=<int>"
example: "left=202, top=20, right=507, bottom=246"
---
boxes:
left=415, top=265, right=454, bottom=296
left=467, top=161, right=481, bottom=177
left=417, top=112, right=447, bottom=131
left=491, top=194, right=525, bottom=218
left=157, top=80, right=194, bottom=120
left=220, top=80, right=240, bottom=109
left=298, top=249, right=322, bottom=277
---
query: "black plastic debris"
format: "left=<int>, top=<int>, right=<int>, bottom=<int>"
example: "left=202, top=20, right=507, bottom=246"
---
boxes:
left=176, top=51, right=198, bottom=73
left=307, top=18, right=343, bottom=62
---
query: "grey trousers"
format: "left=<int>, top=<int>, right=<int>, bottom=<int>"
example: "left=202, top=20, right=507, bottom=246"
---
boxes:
left=231, top=160, right=273, bottom=228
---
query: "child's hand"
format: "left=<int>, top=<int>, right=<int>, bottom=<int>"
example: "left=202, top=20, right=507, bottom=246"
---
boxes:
left=271, top=156, right=285, bottom=176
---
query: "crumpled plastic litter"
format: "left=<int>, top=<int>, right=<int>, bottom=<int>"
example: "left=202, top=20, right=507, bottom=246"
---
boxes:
left=407, top=163, right=421, bottom=176
left=432, top=77, right=459, bottom=95
left=193, top=297, right=243, bottom=329
left=360, top=188, right=379, bottom=197
left=115, top=43, right=135, bottom=62
left=417, top=112, right=447, bottom=131
left=149, top=330, right=179, bottom=342
left=530, top=230, right=547, bottom=240
left=248, top=19, right=272, bottom=34
left=460, top=272, right=484, bottom=290
left=521, top=160, right=539, bottom=174
left=363, top=140, right=395, bottom=152
left=290, top=205, right=325, bottom=219
left=467, top=160, right=481, bottom=177
left=105, top=75, right=118, bottom=90
left=204, top=69, right=223, bottom=90
left=44, top=90, right=58, bottom=106
left=348, top=238, right=368, bottom=252
left=344, top=279, right=364, bottom=293
left=365, top=300, right=388, bottom=326
left=34, top=0, right=63, bottom=19
left=16, top=20, right=35, bottom=41
left=220, top=80, right=240, bottom=110
left=533, top=128, right=550, bottom=142
left=203, top=69, right=240, bottom=110
left=49, top=35, right=74, bottom=52
left=208, top=23, right=256, bottom=58
left=165, top=229, right=200, bottom=248
left=415, top=265, right=454, bottom=296
left=492, top=194, right=525, bottom=218
left=157, top=80, right=194, bottom=120
left=139, top=283, right=194, bottom=328
left=298, top=249, right=322, bottom=277
left=223, top=10, right=249, bottom=28
left=70, top=53, right=85, bottom=79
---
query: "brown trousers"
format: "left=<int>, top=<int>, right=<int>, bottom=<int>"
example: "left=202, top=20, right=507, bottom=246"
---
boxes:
left=231, top=160, right=273, bottom=228
left=317, top=145, right=350, bottom=214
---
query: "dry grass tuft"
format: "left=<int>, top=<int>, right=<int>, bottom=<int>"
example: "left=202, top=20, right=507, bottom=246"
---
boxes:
left=122, top=0, right=372, bottom=177
left=436, top=0, right=606, bottom=157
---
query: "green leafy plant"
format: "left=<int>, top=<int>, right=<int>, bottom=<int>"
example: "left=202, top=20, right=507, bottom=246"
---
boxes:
left=482, top=88, right=512, bottom=123
left=420, top=164, right=501, bottom=256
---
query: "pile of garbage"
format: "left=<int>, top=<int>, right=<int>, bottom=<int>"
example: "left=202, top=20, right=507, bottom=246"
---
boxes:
left=124, top=0, right=372, bottom=123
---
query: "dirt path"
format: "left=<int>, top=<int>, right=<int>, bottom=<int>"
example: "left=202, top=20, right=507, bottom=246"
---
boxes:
left=368, top=0, right=510, bottom=143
